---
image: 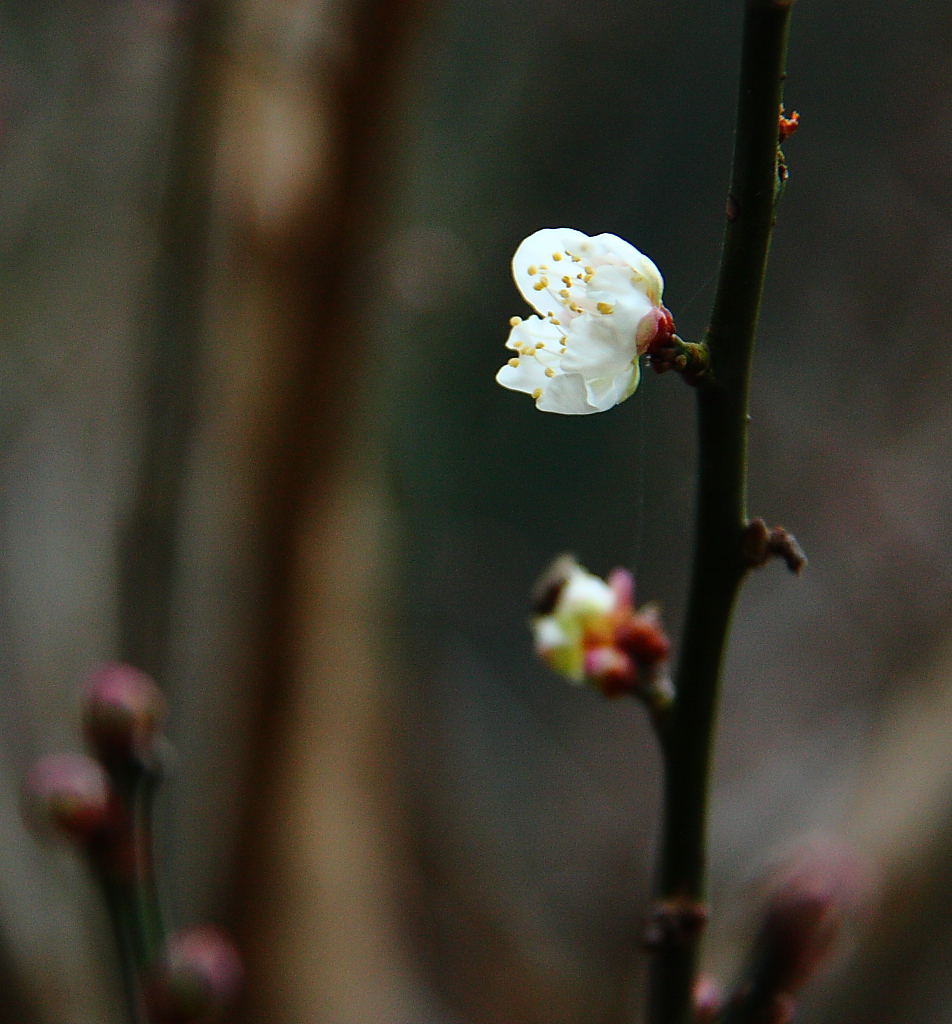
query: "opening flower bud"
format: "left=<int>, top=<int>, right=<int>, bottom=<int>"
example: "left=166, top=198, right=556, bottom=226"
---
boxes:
left=530, top=555, right=672, bottom=702
left=83, top=662, right=165, bottom=762
left=151, top=926, right=244, bottom=1023
left=23, top=752, right=115, bottom=843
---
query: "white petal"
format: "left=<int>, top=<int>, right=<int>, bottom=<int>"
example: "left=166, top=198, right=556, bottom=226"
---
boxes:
left=584, top=362, right=640, bottom=411
left=561, top=311, right=640, bottom=382
left=558, top=569, right=616, bottom=617
left=591, top=232, right=664, bottom=304
left=512, top=228, right=590, bottom=317
left=532, top=615, right=569, bottom=655
left=496, top=350, right=551, bottom=396
left=505, top=315, right=565, bottom=360
left=535, top=372, right=598, bottom=415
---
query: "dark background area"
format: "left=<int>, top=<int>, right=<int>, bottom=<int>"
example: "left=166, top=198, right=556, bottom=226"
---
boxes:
left=2, top=1, right=952, bottom=1022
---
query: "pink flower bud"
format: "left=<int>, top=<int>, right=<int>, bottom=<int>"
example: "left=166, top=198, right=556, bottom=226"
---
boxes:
left=151, top=927, right=244, bottom=1023
left=758, top=839, right=872, bottom=996
left=24, top=753, right=114, bottom=843
left=83, top=663, right=165, bottom=762
left=693, top=974, right=723, bottom=1023
left=607, top=567, right=635, bottom=610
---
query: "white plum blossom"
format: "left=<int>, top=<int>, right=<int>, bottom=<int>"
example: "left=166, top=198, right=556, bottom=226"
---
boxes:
left=496, top=228, right=671, bottom=414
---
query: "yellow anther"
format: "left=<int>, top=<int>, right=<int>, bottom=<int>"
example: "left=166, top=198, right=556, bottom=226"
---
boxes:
left=528, top=265, right=537, bottom=276
left=584, top=274, right=593, bottom=283
left=549, top=318, right=560, bottom=325
left=597, top=302, right=614, bottom=315
left=508, top=357, right=520, bottom=367
left=569, top=302, right=579, bottom=312
left=562, top=275, right=572, bottom=286
left=535, top=341, right=544, bottom=349
left=531, top=388, right=542, bottom=399
left=540, top=265, right=548, bottom=271
left=560, top=346, right=566, bottom=354
left=552, top=252, right=562, bottom=261
left=559, top=335, right=567, bottom=343
left=585, top=266, right=594, bottom=274
left=559, top=289, right=570, bottom=298
left=545, top=367, right=555, bottom=378
left=571, top=254, right=581, bottom=262
left=533, top=281, right=545, bottom=291
left=539, top=277, right=548, bottom=286
left=509, top=316, right=522, bottom=327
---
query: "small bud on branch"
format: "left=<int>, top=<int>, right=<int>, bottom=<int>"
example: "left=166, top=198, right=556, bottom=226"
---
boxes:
left=23, top=753, right=116, bottom=843
left=83, top=662, right=166, bottom=765
left=150, top=927, right=244, bottom=1024
left=742, top=519, right=807, bottom=574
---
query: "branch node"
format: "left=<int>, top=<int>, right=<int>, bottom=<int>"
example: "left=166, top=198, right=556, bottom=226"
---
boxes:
left=778, top=107, right=800, bottom=141
left=743, top=518, right=807, bottom=574
left=648, top=336, right=711, bottom=386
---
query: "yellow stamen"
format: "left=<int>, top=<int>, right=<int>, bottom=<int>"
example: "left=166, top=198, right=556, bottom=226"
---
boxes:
left=584, top=274, right=593, bottom=283
left=531, top=388, right=542, bottom=399
left=552, top=252, right=562, bottom=261
left=508, top=357, right=520, bottom=367
left=528, top=265, right=537, bottom=276
left=545, top=367, right=555, bottom=377
left=585, top=266, right=594, bottom=274
left=597, top=302, right=614, bottom=314
left=535, top=341, right=544, bottom=349
left=560, top=346, right=566, bottom=354
left=559, top=289, right=570, bottom=298
left=549, top=318, right=560, bottom=325
left=509, top=316, right=522, bottom=327
left=533, top=281, right=545, bottom=291
left=562, top=275, right=572, bottom=286
left=539, top=277, right=548, bottom=286
left=571, top=254, right=581, bottom=262
left=569, top=302, right=579, bottom=312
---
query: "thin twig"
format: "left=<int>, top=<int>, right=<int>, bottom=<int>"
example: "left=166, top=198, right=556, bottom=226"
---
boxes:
left=645, top=3, right=795, bottom=1023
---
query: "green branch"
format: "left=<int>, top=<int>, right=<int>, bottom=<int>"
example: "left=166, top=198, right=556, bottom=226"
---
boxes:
left=646, top=3, right=794, bottom=1022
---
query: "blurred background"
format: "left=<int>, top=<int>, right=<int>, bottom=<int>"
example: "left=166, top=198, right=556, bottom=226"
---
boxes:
left=2, top=0, right=952, bottom=1021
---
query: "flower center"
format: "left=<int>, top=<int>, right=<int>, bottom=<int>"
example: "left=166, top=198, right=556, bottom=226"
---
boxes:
left=529, top=244, right=638, bottom=330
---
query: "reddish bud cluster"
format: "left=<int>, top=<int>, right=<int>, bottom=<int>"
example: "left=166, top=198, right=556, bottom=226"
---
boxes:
left=581, top=568, right=671, bottom=699
left=23, top=663, right=164, bottom=847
